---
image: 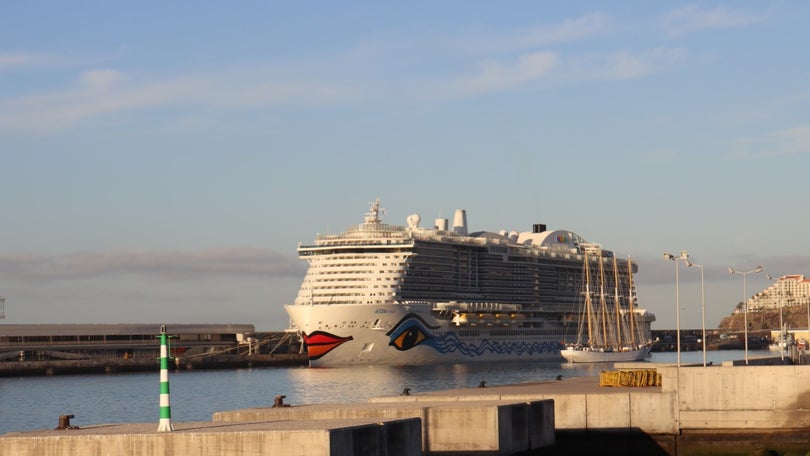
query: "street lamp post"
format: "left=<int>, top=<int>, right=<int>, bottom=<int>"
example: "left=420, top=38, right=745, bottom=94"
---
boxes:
left=664, top=251, right=689, bottom=367
left=767, top=274, right=784, bottom=361
left=729, top=265, right=763, bottom=365
left=686, top=259, right=706, bottom=367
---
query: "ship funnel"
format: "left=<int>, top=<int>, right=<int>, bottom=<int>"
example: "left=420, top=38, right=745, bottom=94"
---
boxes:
left=435, top=218, right=448, bottom=231
left=452, top=209, right=468, bottom=235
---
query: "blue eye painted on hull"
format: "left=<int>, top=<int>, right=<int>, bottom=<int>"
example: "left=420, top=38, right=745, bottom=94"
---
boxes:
left=385, top=313, right=563, bottom=357
left=386, top=314, right=438, bottom=351
left=389, top=325, right=428, bottom=351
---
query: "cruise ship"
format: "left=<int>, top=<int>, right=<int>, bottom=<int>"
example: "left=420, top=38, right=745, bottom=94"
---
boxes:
left=285, top=199, right=655, bottom=366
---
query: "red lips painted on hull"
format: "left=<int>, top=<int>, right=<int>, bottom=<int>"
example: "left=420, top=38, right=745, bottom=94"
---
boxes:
left=301, top=331, right=354, bottom=360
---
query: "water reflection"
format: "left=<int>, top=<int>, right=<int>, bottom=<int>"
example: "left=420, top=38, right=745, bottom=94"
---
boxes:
left=284, top=360, right=607, bottom=404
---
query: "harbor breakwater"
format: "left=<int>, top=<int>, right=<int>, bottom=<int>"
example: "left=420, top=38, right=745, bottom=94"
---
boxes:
left=0, top=353, right=307, bottom=377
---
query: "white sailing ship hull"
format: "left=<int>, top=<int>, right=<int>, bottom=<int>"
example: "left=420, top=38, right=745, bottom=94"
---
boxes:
left=560, top=345, right=651, bottom=363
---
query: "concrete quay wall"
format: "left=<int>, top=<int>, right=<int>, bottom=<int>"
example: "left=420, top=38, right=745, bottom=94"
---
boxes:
left=214, top=399, right=555, bottom=455
left=370, top=376, right=678, bottom=434
left=660, top=364, right=810, bottom=430
left=371, top=364, right=810, bottom=435
left=6, top=364, right=810, bottom=455
left=0, top=419, right=422, bottom=456
left=2, top=400, right=554, bottom=456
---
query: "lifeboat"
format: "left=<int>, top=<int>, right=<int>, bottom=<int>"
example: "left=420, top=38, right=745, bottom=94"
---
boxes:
left=453, top=313, right=481, bottom=326
left=494, top=313, right=511, bottom=326
left=510, top=313, right=527, bottom=321
left=478, top=313, right=496, bottom=326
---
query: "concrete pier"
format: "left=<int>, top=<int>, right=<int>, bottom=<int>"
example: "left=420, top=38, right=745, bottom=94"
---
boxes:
left=5, top=363, right=810, bottom=455
left=214, top=399, right=555, bottom=455
left=367, top=364, right=810, bottom=434
left=369, top=374, right=678, bottom=434
left=0, top=419, right=422, bottom=456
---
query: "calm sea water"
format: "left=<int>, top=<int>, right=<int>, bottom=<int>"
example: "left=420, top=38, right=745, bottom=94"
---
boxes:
left=0, top=349, right=767, bottom=435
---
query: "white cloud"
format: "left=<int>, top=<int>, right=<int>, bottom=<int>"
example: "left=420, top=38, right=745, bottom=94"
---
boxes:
left=0, top=13, right=687, bottom=134
left=0, top=43, right=681, bottom=133
left=641, top=148, right=680, bottom=164
left=77, top=69, right=126, bottom=90
left=213, top=78, right=357, bottom=108
left=0, top=53, right=35, bottom=71
left=764, top=126, right=810, bottom=156
left=603, top=51, right=652, bottom=79
left=568, top=47, right=685, bottom=81
left=664, top=6, right=765, bottom=37
left=732, top=126, right=810, bottom=158
left=468, top=13, right=610, bottom=54
left=525, top=12, right=610, bottom=45
left=0, top=70, right=356, bottom=133
left=452, top=52, right=558, bottom=96
left=0, top=248, right=305, bottom=282
left=0, top=52, right=77, bottom=72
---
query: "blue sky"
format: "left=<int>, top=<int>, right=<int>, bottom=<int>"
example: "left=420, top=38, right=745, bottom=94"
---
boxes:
left=2, top=2, right=809, bottom=331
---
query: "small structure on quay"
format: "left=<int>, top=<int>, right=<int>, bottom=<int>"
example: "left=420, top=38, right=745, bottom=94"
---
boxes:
left=157, top=325, right=175, bottom=432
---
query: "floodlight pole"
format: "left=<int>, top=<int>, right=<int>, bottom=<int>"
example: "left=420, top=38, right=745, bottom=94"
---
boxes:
left=687, top=260, right=706, bottom=367
left=664, top=251, right=689, bottom=367
left=729, top=266, right=763, bottom=365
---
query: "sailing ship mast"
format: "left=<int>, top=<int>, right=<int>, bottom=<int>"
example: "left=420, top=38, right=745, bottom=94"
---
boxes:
left=561, top=247, right=652, bottom=362
left=613, top=256, right=622, bottom=349
left=628, top=257, right=637, bottom=346
left=598, top=250, right=608, bottom=348
left=584, top=248, right=594, bottom=346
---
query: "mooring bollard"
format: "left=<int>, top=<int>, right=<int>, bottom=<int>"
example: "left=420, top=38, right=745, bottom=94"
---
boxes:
left=55, top=414, right=78, bottom=430
left=273, top=395, right=290, bottom=407
left=157, top=325, right=175, bottom=432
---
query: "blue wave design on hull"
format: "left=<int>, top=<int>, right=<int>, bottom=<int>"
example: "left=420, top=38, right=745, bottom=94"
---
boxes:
left=427, top=333, right=562, bottom=358
left=385, top=314, right=562, bottom=358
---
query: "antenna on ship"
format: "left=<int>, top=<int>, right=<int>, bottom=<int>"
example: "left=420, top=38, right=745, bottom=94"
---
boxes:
left=0, top=296, right=4, bottom=319
left=365, top=198, right=384, bottom=224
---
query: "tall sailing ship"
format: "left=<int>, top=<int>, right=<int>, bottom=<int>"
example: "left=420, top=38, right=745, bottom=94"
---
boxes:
left=560, top=244, right=652, bottom=363
left=285, top=199, right=655, bottom=366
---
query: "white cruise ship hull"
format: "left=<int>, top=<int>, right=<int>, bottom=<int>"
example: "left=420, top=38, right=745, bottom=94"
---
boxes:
left=286, top=303, right=564, bottom=366
left=284, top=199, right=654, bottom=367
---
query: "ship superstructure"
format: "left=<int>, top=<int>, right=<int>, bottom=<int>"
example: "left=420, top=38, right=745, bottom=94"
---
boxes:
left=285, top=199, right=654, bottom=366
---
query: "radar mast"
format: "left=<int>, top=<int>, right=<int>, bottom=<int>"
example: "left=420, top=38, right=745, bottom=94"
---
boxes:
left=365, top=198, right=384, bottom=224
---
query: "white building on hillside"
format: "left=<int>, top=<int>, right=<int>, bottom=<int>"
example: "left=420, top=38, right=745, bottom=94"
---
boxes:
left=748, top=275, right=810, bottom=311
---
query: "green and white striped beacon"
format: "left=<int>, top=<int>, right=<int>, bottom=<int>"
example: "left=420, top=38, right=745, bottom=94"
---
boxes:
left=157, top=325, right=174, bottom=432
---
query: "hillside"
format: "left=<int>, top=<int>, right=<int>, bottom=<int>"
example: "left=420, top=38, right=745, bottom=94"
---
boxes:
left=717, top=305, right=810, bottom=331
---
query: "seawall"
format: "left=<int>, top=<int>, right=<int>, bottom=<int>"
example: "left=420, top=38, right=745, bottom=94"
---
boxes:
left=0, top=353, right=307, bottom=377
left=4, top=361, right=810, bottom=455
